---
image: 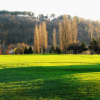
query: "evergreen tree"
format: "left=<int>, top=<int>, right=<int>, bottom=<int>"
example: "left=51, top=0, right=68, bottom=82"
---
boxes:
left=89, top=38, right=98, bottom=53
left=50, top=45, right=55, bottom=53
left=50, top=46, right=61, bottom=54
left=56, top=46, right=61, bottom=54
left=20, top=51, right=22, bottom=54
left=24, top=46, right=28, bottom=54
left=28, top=46, right=33, bottom=54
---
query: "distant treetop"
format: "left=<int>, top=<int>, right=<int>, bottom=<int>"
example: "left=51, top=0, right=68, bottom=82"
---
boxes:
left=0, top=10, right=34, bottom=17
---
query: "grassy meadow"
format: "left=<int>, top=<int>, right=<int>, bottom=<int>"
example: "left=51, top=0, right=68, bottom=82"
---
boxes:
left=0, top=54, right=100, bottom=100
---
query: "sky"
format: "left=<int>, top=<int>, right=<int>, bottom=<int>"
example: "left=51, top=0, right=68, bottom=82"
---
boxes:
left=0, top=0, right=100, bottom=21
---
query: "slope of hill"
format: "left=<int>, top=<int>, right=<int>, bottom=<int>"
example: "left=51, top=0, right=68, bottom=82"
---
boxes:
left=0, top=14, right=98, bottom=46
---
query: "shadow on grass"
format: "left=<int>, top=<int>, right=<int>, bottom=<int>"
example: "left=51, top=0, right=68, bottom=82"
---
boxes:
left=6, top=75, right=99, bottom=100
left=1, top=64, right=100, bottom=99
left=0, top=64, right=100, bottom=83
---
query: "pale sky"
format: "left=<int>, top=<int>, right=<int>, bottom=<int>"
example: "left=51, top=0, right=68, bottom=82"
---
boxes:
left=0, top=0, right=100, bottom=21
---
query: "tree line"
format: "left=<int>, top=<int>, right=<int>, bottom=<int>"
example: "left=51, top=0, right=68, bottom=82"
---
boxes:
left=34, top=22, right=48, bottom=53
left=33, top=15, right=100, bottom=54
left=0, top=12, right=100, bottom=46
left=0, top=11, right=100, bottom=54
left=33, top=15, right=87, bottom=54
left=0, top=10, right=34, bottom=17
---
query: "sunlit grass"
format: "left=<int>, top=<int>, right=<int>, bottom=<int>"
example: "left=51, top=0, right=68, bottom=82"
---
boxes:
left=0, top=54, right=100, bottom=69
left=0, top=54, right=100, bottom=99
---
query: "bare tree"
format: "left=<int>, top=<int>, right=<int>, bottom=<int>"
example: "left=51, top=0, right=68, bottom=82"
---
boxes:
left=95, top=21, right=100, bottom=54
left=42, top=21, right=48, bottom=53
left=34, top=22, right=48, bottom=54
left=59, top=15, right=78, bottom=53
left=52, top=28, right=56, bottom=50
left=71, top=17, right=78, bottom=43
left=88, top=21, right=94, bottom=54
left=39, top=24, right=42, bottom=53
left=88, top=21, right=94, bottom=40
left=59, top=22, right=62, bottom=51
left=34, top=24, right=39, bottom=53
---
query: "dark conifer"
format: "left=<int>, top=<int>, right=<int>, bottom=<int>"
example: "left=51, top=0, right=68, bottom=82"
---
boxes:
left=24, top=46, right=28, bottom=54
left=28, top=46, right=33, bottom=54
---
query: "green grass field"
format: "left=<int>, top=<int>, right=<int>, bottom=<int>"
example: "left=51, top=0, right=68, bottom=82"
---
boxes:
left=0, top=54, right=100, bottom=100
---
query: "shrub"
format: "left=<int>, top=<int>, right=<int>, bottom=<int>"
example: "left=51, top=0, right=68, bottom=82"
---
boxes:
left=50, top=46, right=61, bottom=54
left=14, top=48, right=23, bottom=54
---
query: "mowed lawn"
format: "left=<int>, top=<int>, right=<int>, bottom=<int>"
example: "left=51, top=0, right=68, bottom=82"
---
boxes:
left=0, top=54, right=100, bottom=100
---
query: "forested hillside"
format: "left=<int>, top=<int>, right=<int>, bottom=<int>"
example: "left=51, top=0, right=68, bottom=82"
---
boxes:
left=0, top=11, right=99, bottom=46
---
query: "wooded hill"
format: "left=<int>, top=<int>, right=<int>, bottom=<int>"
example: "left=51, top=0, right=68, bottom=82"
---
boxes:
left=0, top=13, right=99, bottom=46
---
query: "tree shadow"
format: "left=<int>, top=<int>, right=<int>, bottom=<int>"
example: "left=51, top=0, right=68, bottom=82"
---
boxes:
left=1, top=64, right=100, bottom=99
left=0, top=64, right=100, bottom=83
